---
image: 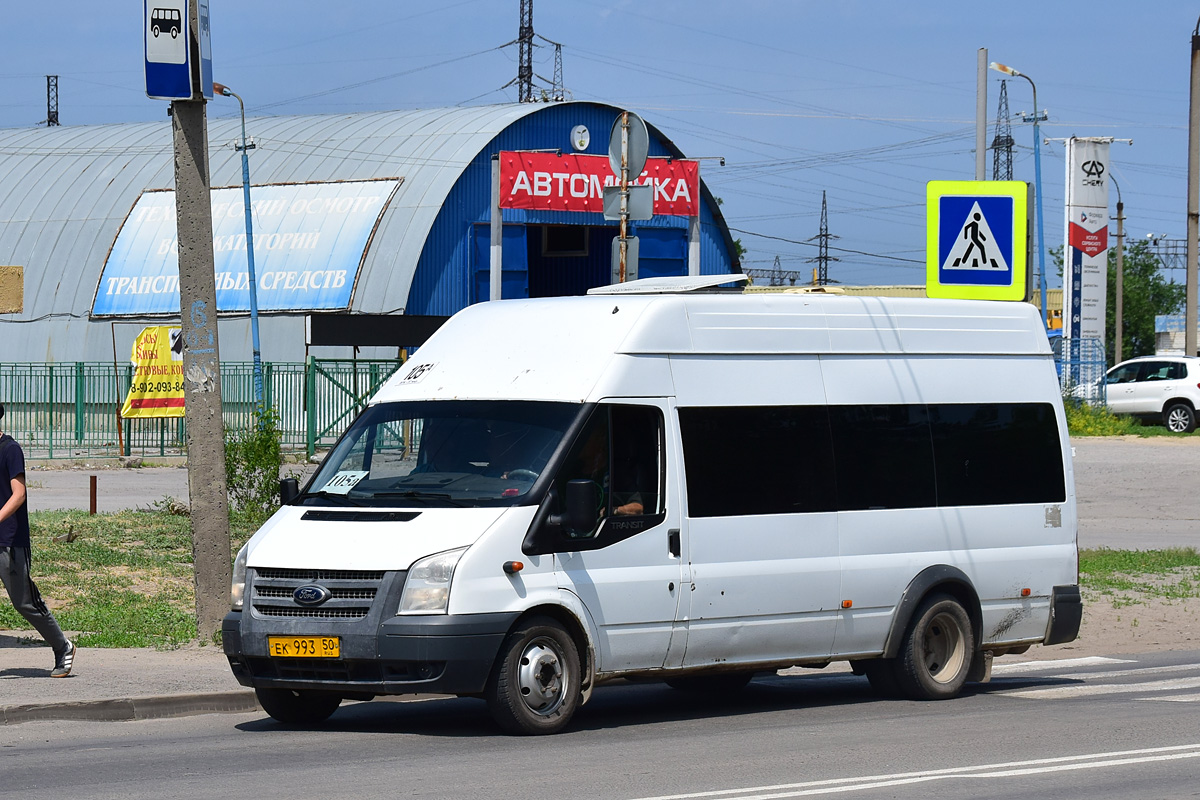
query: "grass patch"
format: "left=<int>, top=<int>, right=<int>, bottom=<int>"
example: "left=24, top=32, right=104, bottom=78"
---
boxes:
left=1079, top=547, right=1200, bottom=606
left=1, top=507, right=267, bottom=649
left=1064, top=398, right=1142, bottom=437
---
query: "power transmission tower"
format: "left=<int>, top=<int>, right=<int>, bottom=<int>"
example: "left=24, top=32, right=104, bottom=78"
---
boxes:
left=807, top=191, right=839, bottom=285
left=551, top=41, right=564, bottom=101
left=991, top=80, right=1013, bottom=180
left=517, top=0, right=533, bottom=103
left=743, top=256, right=799, bottom=286
left=46, top=75, right=59, bottom=127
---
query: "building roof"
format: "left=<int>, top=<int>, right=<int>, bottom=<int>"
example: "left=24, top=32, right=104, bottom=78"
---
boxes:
left=1, top=102, right=736, bottom=362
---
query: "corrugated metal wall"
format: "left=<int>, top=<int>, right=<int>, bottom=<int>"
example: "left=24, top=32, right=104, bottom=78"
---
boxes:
left=406, top=102, right=738, bottom=316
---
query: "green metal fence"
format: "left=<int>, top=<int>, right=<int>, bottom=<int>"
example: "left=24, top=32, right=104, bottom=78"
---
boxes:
left=0, top=358, right=401, bottom=459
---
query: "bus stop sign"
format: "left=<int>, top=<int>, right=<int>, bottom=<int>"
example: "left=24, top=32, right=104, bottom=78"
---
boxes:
left=144, top=0, right=213, bottom=101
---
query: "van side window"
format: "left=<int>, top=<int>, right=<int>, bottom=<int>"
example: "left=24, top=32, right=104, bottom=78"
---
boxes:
left=679, top=402, right=1064, bottom=518
left=547, top=404, right=664, bottom=541
left=829, top=404, right=936, bottom=511
left=929, top=403, right=1065, bottom=505
left=678, top=405, right=836, bottom=517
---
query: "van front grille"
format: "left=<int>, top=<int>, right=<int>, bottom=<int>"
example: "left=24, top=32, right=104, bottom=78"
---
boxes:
left=253, top=606, right=370, bottom=620
left=248, top=568, right=397, bottom=622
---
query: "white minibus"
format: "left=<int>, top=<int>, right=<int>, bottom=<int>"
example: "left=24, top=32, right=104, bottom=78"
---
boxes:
left=223, top=277, right=1080, bottom=734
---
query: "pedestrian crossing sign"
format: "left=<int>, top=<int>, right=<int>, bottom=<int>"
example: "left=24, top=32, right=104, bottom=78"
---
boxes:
left=926, top=180, right=1028, bottom=301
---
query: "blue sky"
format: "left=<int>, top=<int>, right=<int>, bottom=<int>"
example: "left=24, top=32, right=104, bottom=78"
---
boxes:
left=0, top=1, right=1193, bottom=287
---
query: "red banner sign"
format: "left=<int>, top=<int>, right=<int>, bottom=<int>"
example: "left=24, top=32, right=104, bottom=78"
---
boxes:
left=499, top=152, right=699, bottom=216
left=1068, top=222, right=1108, bottom=257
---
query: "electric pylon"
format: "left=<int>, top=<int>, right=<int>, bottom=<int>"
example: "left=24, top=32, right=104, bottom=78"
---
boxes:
left=991, top=80, right=1014, bottom=181
left=807, top=191, right=839, bottom=285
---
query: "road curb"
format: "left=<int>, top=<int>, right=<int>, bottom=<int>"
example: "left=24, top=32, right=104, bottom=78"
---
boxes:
left=1, top=690, right=260, bottom=725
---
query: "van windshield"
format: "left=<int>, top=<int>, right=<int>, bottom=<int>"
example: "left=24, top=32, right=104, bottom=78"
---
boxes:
left=302, top=400, right=579, bottom=508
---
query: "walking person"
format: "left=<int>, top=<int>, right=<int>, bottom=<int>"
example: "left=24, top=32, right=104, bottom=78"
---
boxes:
left=0, top=403, right=75, bottom=677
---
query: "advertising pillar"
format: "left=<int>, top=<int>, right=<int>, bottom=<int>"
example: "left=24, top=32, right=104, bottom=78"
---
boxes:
left=1063, top=137, right=1111, bottom=342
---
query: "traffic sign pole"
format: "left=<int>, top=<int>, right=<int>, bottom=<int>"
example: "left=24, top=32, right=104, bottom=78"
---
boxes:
left=619, top=112, right=629, bottom=282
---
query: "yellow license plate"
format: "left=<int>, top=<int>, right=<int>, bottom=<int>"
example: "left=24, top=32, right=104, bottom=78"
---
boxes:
left=267, top=636, right=340, bottom=658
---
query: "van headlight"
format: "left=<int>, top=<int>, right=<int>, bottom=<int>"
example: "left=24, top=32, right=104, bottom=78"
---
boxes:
left=398, top=547, right=467, bottom=615
left=231, top=543, right=249, bottom=610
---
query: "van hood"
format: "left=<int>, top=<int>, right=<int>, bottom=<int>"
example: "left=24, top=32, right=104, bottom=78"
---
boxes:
left=244, top=505, right=509, bottom=571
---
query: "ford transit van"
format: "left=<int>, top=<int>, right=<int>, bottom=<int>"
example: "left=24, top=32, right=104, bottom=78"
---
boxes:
left=223, top=277, right=1080, bottom=734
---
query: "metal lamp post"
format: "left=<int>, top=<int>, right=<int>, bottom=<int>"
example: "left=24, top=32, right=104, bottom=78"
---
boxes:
left=213, top=81, right=264, bottom=411
left=990, top=61, right=1049, bottom=332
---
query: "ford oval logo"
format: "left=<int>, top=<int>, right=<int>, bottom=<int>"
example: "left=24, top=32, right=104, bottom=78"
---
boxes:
left=293, top=584, right=332, bottom=606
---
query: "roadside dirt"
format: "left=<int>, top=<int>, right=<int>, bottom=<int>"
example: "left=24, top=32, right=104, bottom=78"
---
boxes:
left=1020, top=593, right=1200, bottom=660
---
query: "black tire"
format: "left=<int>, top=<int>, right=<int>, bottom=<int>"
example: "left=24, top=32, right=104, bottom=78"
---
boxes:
left=853, top=658, right=901, bottom=698
left=255, top=687, right=342, bottom=724
left=1164, top=402, right=1196, bottom=434
left=485, top=616, right=581, bottom=735
left=665, top=672, right=754, bottom=693
left=894, top=593, right=974, bottom=700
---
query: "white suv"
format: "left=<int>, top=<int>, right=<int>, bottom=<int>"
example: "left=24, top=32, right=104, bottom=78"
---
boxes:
left=1105, top=355, right=1200, bottom=433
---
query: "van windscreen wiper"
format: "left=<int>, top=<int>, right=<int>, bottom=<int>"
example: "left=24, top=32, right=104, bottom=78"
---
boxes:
left=300, top=490, right=365, bottom=506
left=368, top=490, right=469, bottom=507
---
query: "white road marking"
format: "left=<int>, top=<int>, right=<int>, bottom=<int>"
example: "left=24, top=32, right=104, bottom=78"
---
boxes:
left=991, top=656, right=1133, bottom=675
left=1038, top=663, right=1200, bottom=682
left=628, top=744, right=1200, bottom=800
left=1002, top=676, right=1200, bottom=700
left=1147, top=693, right=1200, bottom=703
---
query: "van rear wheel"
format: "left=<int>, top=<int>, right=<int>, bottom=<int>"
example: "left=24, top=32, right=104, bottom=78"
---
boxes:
left=255, top=688, right=341, bottom=724
left=894, top=593, right=973, bottom=700
left=486, top=616, right=581, bottom=735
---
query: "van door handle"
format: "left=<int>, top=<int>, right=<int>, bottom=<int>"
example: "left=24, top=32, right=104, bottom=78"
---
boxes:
left=668, top=528, right=680, bottom=558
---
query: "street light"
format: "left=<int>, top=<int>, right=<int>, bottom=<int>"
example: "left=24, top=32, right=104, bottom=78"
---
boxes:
left=989, top=61, right=1049, bottom=333
left=213, top=81, right=264, bottom=412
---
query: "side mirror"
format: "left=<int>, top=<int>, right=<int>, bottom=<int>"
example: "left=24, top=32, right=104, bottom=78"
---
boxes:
left=562, top=479, right=600, bottom=538
left=279, top=478, right=300, bottom=504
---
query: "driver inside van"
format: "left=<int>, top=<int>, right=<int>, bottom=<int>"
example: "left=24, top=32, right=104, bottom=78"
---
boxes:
left=574, top=424, right=645, bottom=517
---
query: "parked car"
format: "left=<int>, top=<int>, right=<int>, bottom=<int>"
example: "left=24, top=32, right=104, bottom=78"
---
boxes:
left=1105, top=355, right=1200, bottom=433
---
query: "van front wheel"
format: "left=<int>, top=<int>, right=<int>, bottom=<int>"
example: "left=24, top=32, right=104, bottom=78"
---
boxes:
left=894, top=594, right=973, bottom=700
left=486, top=616, right=581, bottom=735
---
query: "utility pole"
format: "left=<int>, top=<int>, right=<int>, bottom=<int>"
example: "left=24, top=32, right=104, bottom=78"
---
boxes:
left=807, top=191, right=839, bottom=286
left=976, top=48, right=987, bottom=181
left=46, top=76, right=59, bottom=127
left=162, top=2, right=229, bottom=642
left=1113, top=175, right=1125, bottom=363
left=991, top=81, right=1014, bottom=181
left=1187, top=17, right=1200, bottom=356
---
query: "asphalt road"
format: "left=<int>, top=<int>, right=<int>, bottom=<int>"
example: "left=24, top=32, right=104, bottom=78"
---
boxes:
left=3, top=650, right=1200, bottom=800
left=25, top=437, right=1200, bottom=550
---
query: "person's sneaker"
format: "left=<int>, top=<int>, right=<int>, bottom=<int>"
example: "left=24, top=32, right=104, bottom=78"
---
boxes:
left=51, top=640, right=75, bottom=678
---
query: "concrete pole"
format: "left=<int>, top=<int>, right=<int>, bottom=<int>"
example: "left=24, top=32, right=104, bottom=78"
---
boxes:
left=1187, top=27, right=1200, bottom=356
left=490, top=155, right=501, bottom=301
left=976, top=48, right=988, bottom=181
left=171, top=98, right=231, bottom=642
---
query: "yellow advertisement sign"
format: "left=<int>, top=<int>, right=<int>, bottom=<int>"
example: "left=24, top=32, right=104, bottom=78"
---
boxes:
left=120, top=326, right=185, bottom=419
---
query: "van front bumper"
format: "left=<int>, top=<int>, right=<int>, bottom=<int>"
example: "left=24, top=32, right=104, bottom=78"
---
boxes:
left=223, top=611, right=520, bottom=696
